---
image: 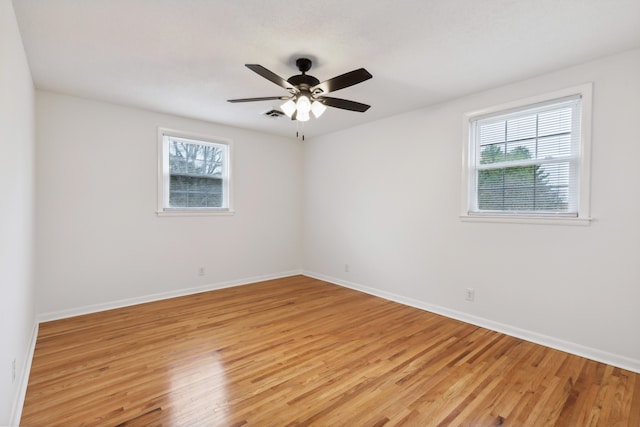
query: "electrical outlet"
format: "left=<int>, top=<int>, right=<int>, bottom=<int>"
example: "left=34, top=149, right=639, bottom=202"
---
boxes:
left=198, top=267, right=205, bottom=276
left=465, top=288, right=475, bottom=302
left=12, top=358, right=16, bottom=384
left=344, top=264, right=350, bottom=273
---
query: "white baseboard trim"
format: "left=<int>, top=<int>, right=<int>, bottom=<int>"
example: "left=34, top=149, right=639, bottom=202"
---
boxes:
left=10, top=319, right=39, bottom=426
left=38, top=270, right=303, bottom=323
left=303, top=271, right=640, bottom=374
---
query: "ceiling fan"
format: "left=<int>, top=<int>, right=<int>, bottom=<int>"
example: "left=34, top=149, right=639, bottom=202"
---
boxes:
left=228, top=57, right=372, bottom=122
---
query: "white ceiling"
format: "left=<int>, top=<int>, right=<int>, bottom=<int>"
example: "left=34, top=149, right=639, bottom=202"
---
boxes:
left=12, top=0, right=640, bottom=139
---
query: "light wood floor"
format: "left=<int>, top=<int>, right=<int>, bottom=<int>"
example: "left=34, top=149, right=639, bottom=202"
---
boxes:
left=22, top=275, right=640, bottom=426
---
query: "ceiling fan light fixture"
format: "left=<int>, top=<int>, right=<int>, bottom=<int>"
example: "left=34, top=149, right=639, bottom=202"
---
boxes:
left=281, top=99, right=296, bottom=117
left=229, top=58, right=372, bottom=125
left=296, top=95, right=312, bottom=114
left=311, top=100, right=327, bottom=118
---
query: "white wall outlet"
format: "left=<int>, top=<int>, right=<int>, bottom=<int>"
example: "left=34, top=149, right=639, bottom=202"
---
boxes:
left=198, top=267, right=205, bottom=276
left=465, top=288, right=475, bottom=302
left=12, top=358, right=16, bottom=384
left=344, top=264, right=350, bottom=273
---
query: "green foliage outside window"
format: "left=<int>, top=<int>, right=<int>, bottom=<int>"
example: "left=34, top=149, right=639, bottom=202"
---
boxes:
left=478, top=145, right=567, bottom=212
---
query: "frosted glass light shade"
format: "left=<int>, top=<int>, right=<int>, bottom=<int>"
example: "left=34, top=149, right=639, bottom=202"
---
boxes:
left=281, top=99, right=296, bottom=117
left=282, top=96, right=323, bottom=122
left=311, top=101, right=327, bottom=118
left=296, top=95, right=311, bottom=114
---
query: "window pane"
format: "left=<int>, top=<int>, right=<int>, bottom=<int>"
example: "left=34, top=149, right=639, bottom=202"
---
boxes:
left=169, top=176, right=223, bottom=208
left=505, top=140, right=536, bottom=160
left=479, top=144, right=506, bottom=164
left=506, top=115, right=536, bottom=142
left=538, top=107, right=572, bottom=137
left=167, top=138, right=227, bottom=208
left=479, top=121, right=505, bottom=146
left=477, top=162, right=570, bottom=212
left=472, top=98, right=578, bottom=214
left=477, top=188, right=504, bottom=211
left=537, top=134, right=572, bottom=158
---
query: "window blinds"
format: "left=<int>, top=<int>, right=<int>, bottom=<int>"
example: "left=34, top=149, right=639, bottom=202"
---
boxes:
left=469, top=96, right=581, bottom=215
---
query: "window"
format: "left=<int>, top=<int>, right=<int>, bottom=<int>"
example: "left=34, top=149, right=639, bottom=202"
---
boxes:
left=157, top=128, right=232, bottom=215
left=462, top=84, right=592, bottom=224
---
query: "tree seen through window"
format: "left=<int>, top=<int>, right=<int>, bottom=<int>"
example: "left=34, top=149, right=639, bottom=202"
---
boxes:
left=478, top=145, right=568, bottom=212
left=169, top=140, right=225, bottom=208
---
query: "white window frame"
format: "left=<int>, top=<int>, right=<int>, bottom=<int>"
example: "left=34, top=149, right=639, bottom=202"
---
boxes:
left=157, top=127, right=234, bottom=216
left=461, top=83, right=593, bottom=225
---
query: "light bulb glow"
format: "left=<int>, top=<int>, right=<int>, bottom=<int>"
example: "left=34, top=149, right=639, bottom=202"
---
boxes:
left=296, top=111, right=310, bottom=122
left=311, top=100, right=327, bottom=118
left=281, top=100, right=296, bottom=117
left=296, top=95, right=311, bottom=114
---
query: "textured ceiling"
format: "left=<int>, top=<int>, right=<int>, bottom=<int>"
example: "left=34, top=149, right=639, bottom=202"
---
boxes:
left=12, top=0, right=640, bottom=139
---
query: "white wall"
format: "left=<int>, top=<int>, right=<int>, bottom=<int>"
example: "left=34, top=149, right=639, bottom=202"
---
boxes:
left=0, top=1, right=37, bottom=424
left=303, top=48, right=640, bottom=371
left=36, top=92, right=303, bottom=317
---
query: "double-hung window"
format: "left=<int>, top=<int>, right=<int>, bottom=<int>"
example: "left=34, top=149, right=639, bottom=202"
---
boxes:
left=157, top=128, right=232, bottom=215
left=462, top=84, right=592, bottom=224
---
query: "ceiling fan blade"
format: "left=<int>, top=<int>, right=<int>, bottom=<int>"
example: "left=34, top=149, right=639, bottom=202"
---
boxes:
left=227, top=96, right=290, bottom=103
left=319, top=96, right=371, bottom=112
left=245, top=64, right=296, bottom=91
left=312, top=68, right=372, bottom=94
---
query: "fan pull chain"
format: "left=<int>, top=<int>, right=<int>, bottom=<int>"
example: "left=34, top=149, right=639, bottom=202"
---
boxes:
left=295, top=121, right=305, bottom=141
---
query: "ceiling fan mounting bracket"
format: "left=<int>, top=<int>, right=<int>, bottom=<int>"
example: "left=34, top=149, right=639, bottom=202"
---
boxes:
left=295, top=57, right=313, bottom=73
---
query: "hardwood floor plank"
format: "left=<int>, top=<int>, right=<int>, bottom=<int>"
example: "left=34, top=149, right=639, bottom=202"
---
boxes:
left=21, top=276, right=639, bottom=426
left=629, top=374, right=640, bottom=426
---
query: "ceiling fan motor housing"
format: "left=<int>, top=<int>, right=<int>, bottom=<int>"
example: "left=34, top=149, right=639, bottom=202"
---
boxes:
left=287, top=58, right=320, bottom=91
left=287, top=74, right=320, bottom=89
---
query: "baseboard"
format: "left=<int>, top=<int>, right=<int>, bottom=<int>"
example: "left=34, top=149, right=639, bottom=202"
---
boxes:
left=303, top=270, right=640, bottom=374
left=10, top=319, right=38, bottom=426
left=38, top=270, right=303, bottom=323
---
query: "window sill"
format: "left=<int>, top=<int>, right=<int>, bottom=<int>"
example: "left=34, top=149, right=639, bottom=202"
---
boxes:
left=156, top=209, right=235, bottom=217
left=459, top=214, right=592, bottom=226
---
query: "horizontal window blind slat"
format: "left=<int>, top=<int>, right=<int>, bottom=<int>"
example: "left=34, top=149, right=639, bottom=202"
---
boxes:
left=476, top=157, right=574, bottom=170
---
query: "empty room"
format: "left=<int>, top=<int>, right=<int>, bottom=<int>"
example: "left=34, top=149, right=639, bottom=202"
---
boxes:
left=2, top=0, right=640, bottom=425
